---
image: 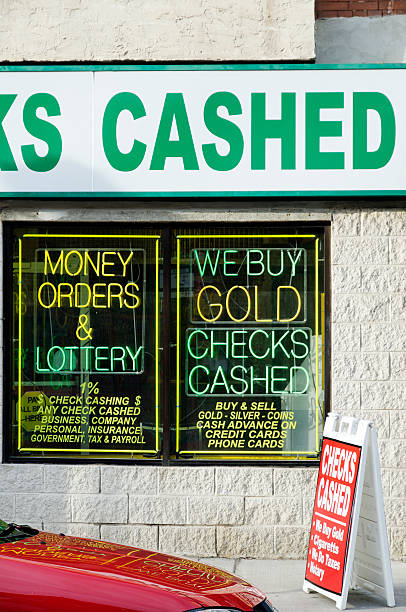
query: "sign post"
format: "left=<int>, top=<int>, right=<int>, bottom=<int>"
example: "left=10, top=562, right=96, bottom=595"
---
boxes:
left=303, top=413, right=395, bottom=610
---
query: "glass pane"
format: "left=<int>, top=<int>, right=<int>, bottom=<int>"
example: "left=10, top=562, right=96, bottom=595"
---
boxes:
left=173, top=227, right=325, bottom=461
left=10, top=227, right=161, bottom=460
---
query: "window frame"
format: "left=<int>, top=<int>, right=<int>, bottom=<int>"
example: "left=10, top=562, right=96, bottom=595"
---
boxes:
left=3, top=220, right=331, bottom=467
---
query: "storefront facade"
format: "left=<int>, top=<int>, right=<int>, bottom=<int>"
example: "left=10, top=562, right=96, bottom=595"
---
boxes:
left=0, top=3, right=405, bottom=562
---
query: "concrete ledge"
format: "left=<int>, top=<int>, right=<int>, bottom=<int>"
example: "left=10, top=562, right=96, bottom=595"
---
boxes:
left=0, top=203, right=332, bottom=223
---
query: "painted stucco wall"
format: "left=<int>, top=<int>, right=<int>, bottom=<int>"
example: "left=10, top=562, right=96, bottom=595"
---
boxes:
left=316, top=15, right=406, bottom=63
left=1, top=204, right=405, bottom=562
left=0, top=0, right=314, bottom=62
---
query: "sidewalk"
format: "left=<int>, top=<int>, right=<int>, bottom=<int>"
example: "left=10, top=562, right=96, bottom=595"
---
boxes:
left=198, top=558, right=406, bottom=611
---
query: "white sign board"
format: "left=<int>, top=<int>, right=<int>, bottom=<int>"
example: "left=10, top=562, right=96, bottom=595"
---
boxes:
left=0, top=65, right=406, bottom=196
left=303, top=413, right=395, bottom=610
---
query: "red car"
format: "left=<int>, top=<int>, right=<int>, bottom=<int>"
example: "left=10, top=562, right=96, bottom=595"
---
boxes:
left=0, top=521, right=278, bottom=612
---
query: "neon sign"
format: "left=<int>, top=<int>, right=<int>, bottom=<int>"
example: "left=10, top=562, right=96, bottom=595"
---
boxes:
left=176, top=234, right=323, bottom=457
left=17, top=233, right=160, bottom=454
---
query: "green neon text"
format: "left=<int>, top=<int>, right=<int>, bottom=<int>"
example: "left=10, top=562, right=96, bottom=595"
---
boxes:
left=35, top=345, right=143, bottom=373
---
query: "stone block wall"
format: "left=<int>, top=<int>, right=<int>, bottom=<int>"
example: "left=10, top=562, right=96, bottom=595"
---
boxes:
left=2, top=463, right=316, bottom=559
left=331, top=208, right=406, bottom=562
left=1, top=206, right=405, bottom=562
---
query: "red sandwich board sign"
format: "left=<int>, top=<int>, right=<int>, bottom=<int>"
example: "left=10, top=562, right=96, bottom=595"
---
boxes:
left=303, top=413, right=395, bottom=610
left=307, top=436, right=362, bottom=594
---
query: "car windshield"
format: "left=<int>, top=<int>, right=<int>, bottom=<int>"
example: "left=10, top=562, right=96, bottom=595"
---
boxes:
left=0, top=520, right=39, bottom=543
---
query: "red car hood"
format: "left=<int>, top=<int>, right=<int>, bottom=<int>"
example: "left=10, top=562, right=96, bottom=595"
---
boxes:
left=0, top=531, right=266, bottom=610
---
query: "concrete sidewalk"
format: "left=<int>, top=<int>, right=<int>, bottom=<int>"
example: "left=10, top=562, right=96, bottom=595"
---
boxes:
left=198, top=558, right=406, bottom=611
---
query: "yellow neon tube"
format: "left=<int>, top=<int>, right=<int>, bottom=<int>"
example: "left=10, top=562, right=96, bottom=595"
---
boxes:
left=315, top=237, right=319, bottom=453
left=20, top=448, right=158, bottom=453
left=180, top=450, right=319, bottom=455
left=19, top=234, right=161, bottom=455
left=23, top=234, right=160, bottom=239
left=18, top=239, right=22, bottom=450
left=176, top=238, right=181, bottom=452
left=176, top=234, right=316, bottom=239
left=155, top=238, right=159, bottom=452
left=175, top=234, right=320, bottom=457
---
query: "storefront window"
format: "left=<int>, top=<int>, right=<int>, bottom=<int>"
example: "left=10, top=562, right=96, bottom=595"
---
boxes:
left=172, top=227, right=326, bottom=460
left=8, top=228, right=161, bottom=460
left=5, top=223, right=327, bottom=463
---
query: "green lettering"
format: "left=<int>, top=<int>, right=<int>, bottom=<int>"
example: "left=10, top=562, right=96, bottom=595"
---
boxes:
left=21, top=93, right=62, bottom=172
left=102, top=92, right=146, bottom=171
left=188, top=365, right=210, bottom=395
left=194, top=249, right=221, bottom=277
left=187, top=330, right=209, bottom=360
left=0, top=94, right=17, bottom=171
left=223, top=249, right=239, bottom=276
left=251, top=92, right=296, bottom=170
left=202, top=92, right=243, bottom=171
left=353, top=92, right=396, bottom=169
left=95, top=346, right=109, bottom=372
left=305, top=92, right=344, bottom=170
left=150, top=93, right=198, bottom=170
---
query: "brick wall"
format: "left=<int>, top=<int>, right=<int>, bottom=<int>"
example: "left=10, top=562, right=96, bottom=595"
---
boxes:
left=316, top=0, right=406, bottom=18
